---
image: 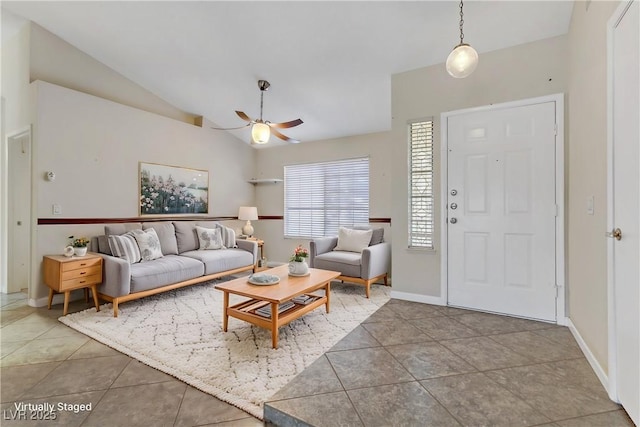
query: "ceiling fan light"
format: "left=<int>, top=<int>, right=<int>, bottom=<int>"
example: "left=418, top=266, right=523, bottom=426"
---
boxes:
left=446, top=43, right=478, bottom=78
left=251, top=122, right=271, bottom=144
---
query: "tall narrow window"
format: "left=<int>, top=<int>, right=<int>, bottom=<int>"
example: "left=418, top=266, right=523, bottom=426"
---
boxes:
left=284, top=157, right=369, bottom=238
left=409, top=119, right=434, bottom=249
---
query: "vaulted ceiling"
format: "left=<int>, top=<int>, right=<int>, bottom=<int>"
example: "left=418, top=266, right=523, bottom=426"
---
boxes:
left=2, top=1, right=573, bottom=145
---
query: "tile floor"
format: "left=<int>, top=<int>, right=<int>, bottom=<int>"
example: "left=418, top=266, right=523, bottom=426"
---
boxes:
left=1, top=291, right=262, bottom=427
left=1, top=290, right=634, bottom=427
left=265, top=298, right=635, bottom=427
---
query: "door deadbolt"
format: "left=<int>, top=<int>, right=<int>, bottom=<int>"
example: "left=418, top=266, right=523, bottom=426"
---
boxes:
left=450, top=218, right=457, bottom=224
left=606, top=228, right=622, bottom=241
left=450, top=189, right=457, bottom=196
left=450, top=203, right=458, bottom=210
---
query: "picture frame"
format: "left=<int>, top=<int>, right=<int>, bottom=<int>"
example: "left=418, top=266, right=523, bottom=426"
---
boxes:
left=139, top=162, right=209, bottom=216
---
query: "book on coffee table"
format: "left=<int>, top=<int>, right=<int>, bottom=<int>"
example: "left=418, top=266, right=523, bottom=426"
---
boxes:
left=255, top=301, right=295, bottom=318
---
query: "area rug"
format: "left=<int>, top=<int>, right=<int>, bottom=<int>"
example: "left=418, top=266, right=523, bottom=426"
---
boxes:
left=59, top=280, right=390, bottom=419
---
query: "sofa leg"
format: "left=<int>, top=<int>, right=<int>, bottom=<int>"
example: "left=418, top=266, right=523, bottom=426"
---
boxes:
left=113, top=300, right=119, bottom=318
left=384, top=274, right=389, bottom=286
left=365, top=282, right=371, bottom=299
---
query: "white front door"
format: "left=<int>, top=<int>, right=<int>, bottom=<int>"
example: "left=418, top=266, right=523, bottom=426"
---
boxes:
left=608, top=1, right=639, bottom=423
left=446, top=100, right=558, bottom=321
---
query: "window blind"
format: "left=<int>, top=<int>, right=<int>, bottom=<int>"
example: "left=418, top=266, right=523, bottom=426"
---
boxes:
left=409, top=119, right=434, bottom=249
left=284, top=157, right=369, bottom=238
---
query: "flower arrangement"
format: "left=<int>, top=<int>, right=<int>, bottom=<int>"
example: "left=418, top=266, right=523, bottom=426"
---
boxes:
left=289, top=245, right=309, bottom=262
left=68, top=235, right=89, bottom=248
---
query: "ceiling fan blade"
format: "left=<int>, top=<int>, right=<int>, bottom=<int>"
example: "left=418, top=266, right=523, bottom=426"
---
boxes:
left=210, top=123, right=251, bottom=131
left=271, top=128, right=301, bottom=144
left=235, top=111, right=253, bottom=122
left=269, top=118, right=304, bottom=129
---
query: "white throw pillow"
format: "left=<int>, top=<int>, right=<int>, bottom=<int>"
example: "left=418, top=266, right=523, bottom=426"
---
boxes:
left=334, top=227, right=373, bottom=253
left=131, top=228, right=164, bottom=261
left=108, top=232, right=141, bottom=264
left=196, top=226, right=225, bottom=250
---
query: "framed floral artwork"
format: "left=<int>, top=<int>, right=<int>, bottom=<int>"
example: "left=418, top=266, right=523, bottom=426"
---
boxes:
left=139, top=162, right=209, bottom=216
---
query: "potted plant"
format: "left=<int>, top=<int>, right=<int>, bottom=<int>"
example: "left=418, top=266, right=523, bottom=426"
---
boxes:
left=288, top=245, right=309, bottom=276
left=69, top=235, right=90, bottom=257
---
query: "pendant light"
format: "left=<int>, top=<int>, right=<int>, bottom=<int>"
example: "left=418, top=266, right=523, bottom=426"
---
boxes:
left=446, top=0, right=478, bottom=78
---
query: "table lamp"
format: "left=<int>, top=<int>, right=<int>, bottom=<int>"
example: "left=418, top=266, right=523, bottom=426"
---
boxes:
left=238, top=206, right=258, bottom=237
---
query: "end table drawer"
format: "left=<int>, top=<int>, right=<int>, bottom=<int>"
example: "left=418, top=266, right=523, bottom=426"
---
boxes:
left=60, top=274, right=101, bottom=291
left=61, top=265, right=101, bottom=281
left=62, top=257, right=101, bottom=272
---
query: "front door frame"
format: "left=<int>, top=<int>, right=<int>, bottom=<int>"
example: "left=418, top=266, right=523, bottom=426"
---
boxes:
left=440, top=93, right=565, bottom=323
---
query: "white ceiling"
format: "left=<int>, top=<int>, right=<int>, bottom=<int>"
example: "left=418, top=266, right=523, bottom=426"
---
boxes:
left=2, top=1, right=573, bottom=146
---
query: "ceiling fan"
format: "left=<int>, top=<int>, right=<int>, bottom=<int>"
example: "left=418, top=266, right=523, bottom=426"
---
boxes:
left=213, top=80, right=303, bottom=144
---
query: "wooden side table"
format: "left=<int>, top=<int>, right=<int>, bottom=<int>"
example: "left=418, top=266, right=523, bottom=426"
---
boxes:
left=247, top=237, right=266, bottom=271
left=43, top=253, right=103, bottom=315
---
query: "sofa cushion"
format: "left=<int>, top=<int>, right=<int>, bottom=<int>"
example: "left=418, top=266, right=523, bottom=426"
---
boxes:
left=131, top=228, right=164, bottom=261
left=108, top=232, right=141, bottom=264
left=314, top=251, right=362, bottom=278
left=181, top=248, right=253, bottom=275
left=174, top=221, right=199, bottom=253
left=129, top=255, right=204, bottom=293
left=97, top=235, right=112, bottom=255
left=105, top=223, right=142, bottom=236
left=143, top=222, right=178, bottom=255
left=334, top=227, right=373, bottom=253
left=354, top=226, right=384, bottom=245
left=196, top=226, right=225, bottom=250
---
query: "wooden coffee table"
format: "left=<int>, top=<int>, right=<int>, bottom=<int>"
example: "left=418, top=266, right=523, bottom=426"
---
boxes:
left=215, top=264, right=340, bottom=348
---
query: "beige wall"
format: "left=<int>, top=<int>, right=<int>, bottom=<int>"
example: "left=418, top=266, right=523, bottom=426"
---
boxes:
left=30, top=81, right=254, bottom=303
left=390, top=35, right=568, bottom=300
left=29, top=24, right=196, bottom=124
left=566, top=0, right=620, bottom=374
left=253, top=132, right=392, bottom=264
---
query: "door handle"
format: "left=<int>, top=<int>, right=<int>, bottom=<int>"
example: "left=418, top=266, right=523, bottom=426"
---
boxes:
left=606, top=228, right=622, bottom=241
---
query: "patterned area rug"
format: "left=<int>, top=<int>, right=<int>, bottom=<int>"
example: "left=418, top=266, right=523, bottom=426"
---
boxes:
left=59, top=279, right=390, bottom=419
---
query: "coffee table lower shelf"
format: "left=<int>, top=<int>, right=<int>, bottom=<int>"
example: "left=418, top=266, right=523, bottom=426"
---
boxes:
left=224, top=293, right=329, bottom=349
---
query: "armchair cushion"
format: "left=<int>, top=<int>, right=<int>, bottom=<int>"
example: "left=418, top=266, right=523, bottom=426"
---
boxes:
left=313, top=251, right=362, bottom=278
left=353, top=226, right=384, bottom=245
left=334, top=227, right=373, bottom=253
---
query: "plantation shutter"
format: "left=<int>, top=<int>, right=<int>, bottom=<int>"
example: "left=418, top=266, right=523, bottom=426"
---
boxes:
left=284, top=157, right=369, bottom=238
left=409, top=119, right=435, bottom=249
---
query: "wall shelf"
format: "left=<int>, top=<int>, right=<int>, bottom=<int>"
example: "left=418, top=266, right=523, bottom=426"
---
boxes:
left=248, top=179, right=283, bottom=184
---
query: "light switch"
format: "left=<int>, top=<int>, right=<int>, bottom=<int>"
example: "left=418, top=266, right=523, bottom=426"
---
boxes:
left=52, top=204, right=61, bottom=215
left=587, top=196, right=594, bottom=215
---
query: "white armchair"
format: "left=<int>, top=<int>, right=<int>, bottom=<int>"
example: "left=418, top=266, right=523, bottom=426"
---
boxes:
left=309, top=227, right=391, bottom=298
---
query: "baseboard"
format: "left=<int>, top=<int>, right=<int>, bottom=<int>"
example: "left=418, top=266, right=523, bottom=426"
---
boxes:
left=389, top=290, right=445, bottom=306
left=566, top=317, right=610, bottom=394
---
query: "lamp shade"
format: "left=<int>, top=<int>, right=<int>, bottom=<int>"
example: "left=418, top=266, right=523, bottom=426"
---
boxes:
left=238, top=206, right=258, bottom=221
left=251, top=122, right=270, bottom=144
left=446, top=43, right=479, bottom=78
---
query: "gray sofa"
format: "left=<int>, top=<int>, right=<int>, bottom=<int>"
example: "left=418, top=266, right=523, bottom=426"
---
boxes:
left=309, top=227, right=391, bottom=298
left=91, top=221, right=258, bottom=316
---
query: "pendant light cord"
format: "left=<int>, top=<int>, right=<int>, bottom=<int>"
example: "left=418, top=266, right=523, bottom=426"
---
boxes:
left=259, top=91, right=264, bottom=122
left=459, top=0, right=465, bottom=45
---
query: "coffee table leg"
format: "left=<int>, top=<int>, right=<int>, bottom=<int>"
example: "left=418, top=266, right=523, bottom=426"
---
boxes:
left=271, top=302, right=279, bottom=349
left=223, top=291, right=229, bottom=332
left=326, top=281, right=331, bottom=313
